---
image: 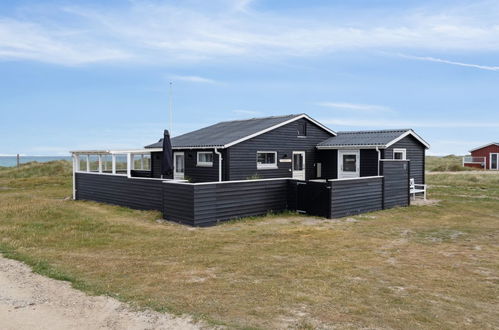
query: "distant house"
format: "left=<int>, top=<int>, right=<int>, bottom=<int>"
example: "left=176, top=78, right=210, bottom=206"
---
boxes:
left=463, top=143, right=499, bottom=170
left=145, top=114, right=430, bottom=184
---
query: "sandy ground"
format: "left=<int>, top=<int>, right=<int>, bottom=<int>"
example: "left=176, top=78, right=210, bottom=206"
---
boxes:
left=0, top=255, right=203, bottom=330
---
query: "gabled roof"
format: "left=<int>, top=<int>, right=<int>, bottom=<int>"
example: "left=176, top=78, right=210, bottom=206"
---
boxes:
left=145, top=114, right=336, bottom=149
left=317, top=129, right=430, bottom=149
left=470, top=142, right=499, bottom=152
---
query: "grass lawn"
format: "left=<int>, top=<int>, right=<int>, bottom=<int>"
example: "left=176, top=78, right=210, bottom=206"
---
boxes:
left=0, top=161, right=498, bottom=329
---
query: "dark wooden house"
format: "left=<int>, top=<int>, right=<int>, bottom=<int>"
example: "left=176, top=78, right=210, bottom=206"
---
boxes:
left=71, top=113, right=430, bottom=226
left=145, top=114, right=429, bottom=184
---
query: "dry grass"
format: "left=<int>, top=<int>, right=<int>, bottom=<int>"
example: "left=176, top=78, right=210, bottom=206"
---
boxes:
left=426, top=155, right=474, bottom=172
left=0, top=162, right=498, bottom=329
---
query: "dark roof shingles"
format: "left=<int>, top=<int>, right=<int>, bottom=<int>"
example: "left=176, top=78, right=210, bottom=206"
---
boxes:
left=317, top=129, right=410, bottom=147
left=146, top=114, right=301, bottom=149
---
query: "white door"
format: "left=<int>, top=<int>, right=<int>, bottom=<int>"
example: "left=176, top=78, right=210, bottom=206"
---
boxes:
left=173, top=152, right=185, bottom=180
left=491, top=153, right=499, bottom=170
left=292, top=151, right=306, bottom=180
left=338, top=150, right=360, bottom=179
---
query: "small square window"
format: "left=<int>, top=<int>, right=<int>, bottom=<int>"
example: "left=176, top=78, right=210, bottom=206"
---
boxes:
left=393, top=148, right=406, bottom=160
left=297, top=122, right=307, bottom=136
left=197, top=152, right=213, bottom=167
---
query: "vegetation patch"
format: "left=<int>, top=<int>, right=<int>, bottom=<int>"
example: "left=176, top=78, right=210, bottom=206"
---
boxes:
left=0, top=161, right=498, bottom=329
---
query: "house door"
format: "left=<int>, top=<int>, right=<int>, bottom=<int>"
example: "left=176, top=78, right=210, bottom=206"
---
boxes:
left=491, top=153, right=499, bottom=170
left=173, top=152, right=185, bottom=180
left=338, top=150, right=360, bottom=179
left=292, top=151, right=306, bottom=180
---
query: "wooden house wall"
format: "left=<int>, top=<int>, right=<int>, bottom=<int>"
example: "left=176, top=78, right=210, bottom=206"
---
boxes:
left=384, top=135, right=426, bottom=184
left=471, top=145, right=499, bottom=170
left=151, top=150, right=227, bottom=182
left=227, top=118, right=334, bottom=181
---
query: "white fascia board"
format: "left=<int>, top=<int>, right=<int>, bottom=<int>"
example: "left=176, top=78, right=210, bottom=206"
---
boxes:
left=469, top=143, right=499, bottom=153
left=223, top=114, right=336, bottom=149
left=316, top=145, right=384, bottom=150
left=171, top=146, right=223, bottom=150
left=385, top=130, right=430, bottom=149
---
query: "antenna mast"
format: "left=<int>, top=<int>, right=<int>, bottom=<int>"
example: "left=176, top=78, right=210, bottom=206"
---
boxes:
left=169, top=81, right=173, bottom=134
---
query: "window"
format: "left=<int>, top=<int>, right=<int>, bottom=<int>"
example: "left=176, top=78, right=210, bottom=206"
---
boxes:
left=257, top=151, right=277, bottom=169
left=197, top=152, right=213, bottom=167
left=393, top=148, right=407, bottom=160
left=297, top=122, right=307, bottom=136
left=343, top=154, right=357, bottom=172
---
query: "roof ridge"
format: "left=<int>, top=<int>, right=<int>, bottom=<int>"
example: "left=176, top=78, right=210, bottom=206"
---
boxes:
left=337, top=129, right=411, bottom=134
left=217, top=113, right=302, bottom=124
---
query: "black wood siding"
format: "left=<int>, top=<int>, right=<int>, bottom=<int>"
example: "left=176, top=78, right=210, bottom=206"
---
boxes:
left=75, top=173, right=164, bottom=211
left=163, top=182, right=195, bottom=225
left=316, top=149, right=337, bottom=179
left=151, top=150, right=227, bottom=182
left=162, top=179, right=289, bottom=226
left=381, top=160, right=410, bottom=209
left=151, top=152, right=168, bottom=178
left=360, top=150, right=379, bottom=177
left=228, top=118, right=334, bottom=180
left=384, top=135, right=425, bottom=184
left=330, top=177, right=383, bottom=218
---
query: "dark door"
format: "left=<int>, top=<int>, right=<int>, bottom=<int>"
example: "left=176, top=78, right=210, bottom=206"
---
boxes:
left=296, top=181, right=331, bottom=218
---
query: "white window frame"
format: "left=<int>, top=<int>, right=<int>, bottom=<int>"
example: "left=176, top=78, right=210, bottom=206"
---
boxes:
left=490, top=153, right=499, bottom=170
left=197, top=151, right=214, bottom=167
left=393, top=148, right=407, bottom=160
left=257, top=151, right=278, bottom=169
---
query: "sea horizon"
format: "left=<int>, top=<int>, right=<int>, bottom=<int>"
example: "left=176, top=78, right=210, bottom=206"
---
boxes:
left=0, top=156, right=71, bottom=167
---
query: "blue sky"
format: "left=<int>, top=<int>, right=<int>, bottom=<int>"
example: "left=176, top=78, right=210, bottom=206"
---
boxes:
left=1, top=0, right=498, bottom=156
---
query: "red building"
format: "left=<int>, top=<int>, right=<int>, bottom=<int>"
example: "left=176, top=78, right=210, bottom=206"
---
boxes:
left=463, top=143, right=499, bottom=170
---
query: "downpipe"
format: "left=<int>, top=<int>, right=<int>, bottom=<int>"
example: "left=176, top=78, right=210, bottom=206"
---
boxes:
left=214, top=148, right=223, bottom=182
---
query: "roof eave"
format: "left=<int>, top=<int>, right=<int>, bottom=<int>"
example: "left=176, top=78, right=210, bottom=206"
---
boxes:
left=469, top=142, right=499, bottom=153
left=384, top=129, right=431, bottom=149
left=317, top=145, right=386, bottom=150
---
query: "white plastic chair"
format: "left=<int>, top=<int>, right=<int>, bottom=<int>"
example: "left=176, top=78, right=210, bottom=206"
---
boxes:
left=410, top=178, right=427, bottom=200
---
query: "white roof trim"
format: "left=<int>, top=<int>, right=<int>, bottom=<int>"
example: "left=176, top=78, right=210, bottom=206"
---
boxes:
left=71, top=148, right=162, bottom=155
left=223, top=114, right=336, bottom=149
left=385, top=130, right=430, bottom=149
left=469, top=142, right=499, bottom=153
left=317, top=145, right=384, bottom=150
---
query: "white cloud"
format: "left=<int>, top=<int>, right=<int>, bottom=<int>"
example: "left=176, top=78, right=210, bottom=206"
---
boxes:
left=1, top=1, right=499, bottom=65
left=396, top=54, right=499, bottom=72
left=0, top=18, right=133, bottom=65
left=315, top=102, right=394, bottom=113
left=170, top=75, right=217, bottom=83
left=320, top=118, right=499, bottom=128
left=233, top=109, right=262, bottom=116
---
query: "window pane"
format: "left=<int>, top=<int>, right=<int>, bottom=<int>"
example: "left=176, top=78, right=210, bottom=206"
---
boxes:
left=293, top=154, right=303, bottom=170
left=198, top=152, right=213, bottom=163
left=257, top=152, right=276, bottom=165
left=175, top=155, right=184, bottom=172
left=297, top=122, right=307, bottom=136
left=492, top=154, right=498, bottom=169
left=343, top=155, right=357, bottom=172
left=394, top=152, right=403, bottom=160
